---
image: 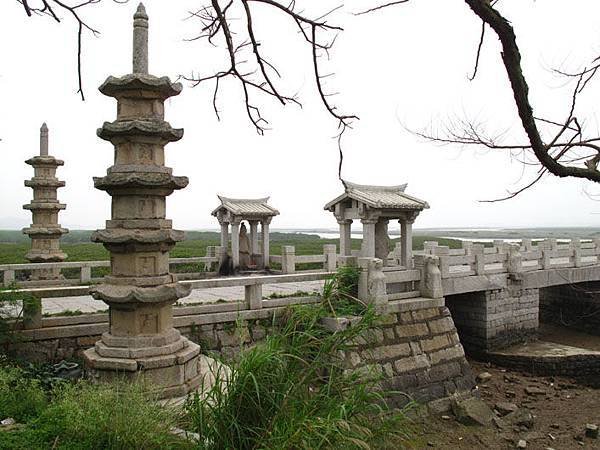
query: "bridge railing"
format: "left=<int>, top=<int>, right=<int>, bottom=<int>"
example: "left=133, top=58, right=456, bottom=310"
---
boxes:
left=269, top=244, right=337, bottom=274
left=1, top=249, right=220, bottom=288
left=422, top=238, right=600, bottom=278
left=8, top=270, right=332, bottom=333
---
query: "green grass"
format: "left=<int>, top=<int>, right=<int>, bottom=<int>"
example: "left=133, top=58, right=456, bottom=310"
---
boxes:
left=0, top=304, right=418, bottom=450
left=0, top=362, right=192, bottom=450
left=184, top=304, right=415, bottom=449
left=0, top=229, right=463, bottom=265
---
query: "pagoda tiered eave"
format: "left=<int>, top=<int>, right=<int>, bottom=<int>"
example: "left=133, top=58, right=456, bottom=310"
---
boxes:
left=97, top=119, right=183, bottom=142
left=99, top=74, right=182, bottom=99
left=90, top=228, right=185, bottom=245
left=93, top=172, right=188, bottom=192
left=25, top=155, right=64, bottom=166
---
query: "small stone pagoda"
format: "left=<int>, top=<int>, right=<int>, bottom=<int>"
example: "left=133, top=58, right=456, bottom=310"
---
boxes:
left=83, top=3, right=204, bottom=398
left=23, top=123, right=69, bottom=280
left=211, top=196, right=279, bottom=271
left=324, top=180, right=429, bottom=267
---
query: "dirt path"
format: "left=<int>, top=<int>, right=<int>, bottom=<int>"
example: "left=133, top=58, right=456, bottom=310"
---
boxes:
left=411, top=359, right=600, bottom=449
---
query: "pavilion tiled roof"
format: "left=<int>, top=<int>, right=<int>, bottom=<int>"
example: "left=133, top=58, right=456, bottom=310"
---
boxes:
left=212, top=196, right=280, bottom=217
left=324, top=180, right=429, bottom=211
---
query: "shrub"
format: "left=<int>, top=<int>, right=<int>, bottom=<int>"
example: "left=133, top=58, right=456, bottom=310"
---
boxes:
left=184, top=304, right=413, bottom=449
left=25, top=381, right=191, bottom=450
left=0, top=363, right=47, bottom=423
left=322, top=265, right=364, bottom=317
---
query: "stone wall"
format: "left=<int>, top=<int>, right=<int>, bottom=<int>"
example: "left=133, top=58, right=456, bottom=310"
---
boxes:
left=445, top=286, right=539, bottom=353
left=9, top=298, right=474, bottom=408
left=340, top=301, right=474, bottom=407
left=539, top=282, right=600, bottom=335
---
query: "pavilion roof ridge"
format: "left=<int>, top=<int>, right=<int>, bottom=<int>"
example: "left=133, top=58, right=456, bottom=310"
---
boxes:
left=324, top=179, right=429, bottom=211
left=212, top=195, right=280, bottom=217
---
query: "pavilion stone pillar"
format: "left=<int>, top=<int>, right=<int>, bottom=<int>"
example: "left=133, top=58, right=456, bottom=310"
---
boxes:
left=400, top=217, right=415, bottom=268
left=83, top=3, right=204, bottom=399
left=249, top=220, right=259, bottom=254
left=22, top=123, right=69, bottom=280
left=337, top=219, right=352, bottom=256
left=220, top=221, right=229, bottom=249
left=261, top=218, right=271, bottom=269
left=374, top=219, right=390, bottom=265
left=231, top=219, right=241, bottom=270
left=360, top=218, right=377, bottom=258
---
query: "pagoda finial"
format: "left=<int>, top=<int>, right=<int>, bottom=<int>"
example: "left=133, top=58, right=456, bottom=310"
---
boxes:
left=40, top=122, right=49, bottom=156
left=132, top=2, right=148, bottom=74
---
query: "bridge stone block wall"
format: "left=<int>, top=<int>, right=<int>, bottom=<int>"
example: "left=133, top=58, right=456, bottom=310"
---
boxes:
left=9, top=296, right=474, bottom=408
left=445, top=285, right=539, bottom=353
left=340, top=302, right=474, bottom=406
left=540, top=281, right=600, bottom=336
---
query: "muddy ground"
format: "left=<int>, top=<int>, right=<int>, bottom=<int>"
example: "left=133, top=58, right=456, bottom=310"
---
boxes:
left=410, top=358, right=600, bottom=449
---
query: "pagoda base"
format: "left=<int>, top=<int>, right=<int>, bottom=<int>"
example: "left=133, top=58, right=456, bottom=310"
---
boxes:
left=83, top=334, right=209, bottom=399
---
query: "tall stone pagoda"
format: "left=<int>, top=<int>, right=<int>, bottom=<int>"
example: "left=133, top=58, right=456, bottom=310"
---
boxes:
left=83, top=3, right=204, bottom=398
left=23, top=123, right=68, bottom=280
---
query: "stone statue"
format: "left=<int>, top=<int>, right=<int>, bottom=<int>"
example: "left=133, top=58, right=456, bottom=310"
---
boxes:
left=239, top=223, right=251, bottom=269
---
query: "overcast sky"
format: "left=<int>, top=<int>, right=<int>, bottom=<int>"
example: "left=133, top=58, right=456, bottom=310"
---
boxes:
left=2, top=0, right=600, bottom=231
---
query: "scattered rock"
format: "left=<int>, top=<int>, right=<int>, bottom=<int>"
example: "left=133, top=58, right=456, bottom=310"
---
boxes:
left=477, top=372, right=493, bottom=383
left=492, top=417, right=506, bottom=429
left=525, top=386, right=546, bottom=396
left=495, top=402, right=518, bottom=416
left=504, top=409, right=534, bottom=429
left=550, top=423, right=560, bottom=429
left=523, top=431, right=543, bottom=441
left=516, top=439, right=527, bottom=448
left=505, top=390, right=517, bottom=398
left=452, top=397, right=495, bottom=426
left=585, top=423, right=599, bottom=439
left=0, top=418, right=15, bottom=427
left=441, top=415, right=451, bottom=420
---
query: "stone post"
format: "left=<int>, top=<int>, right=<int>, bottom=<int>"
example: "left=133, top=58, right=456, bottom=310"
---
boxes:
left=3, top=270, right=15, bottom=287
left=507, top=244, right=523, bottom=275
left=204, top=246, right=215, bottom=271
left=323, top=244, right=337, bottom=272
left=360, top=218, right=377, bottom=258
left=23, top=123, right=69, bottom=281
left=521, top=239, right=533, bottom=252
left=245, top=284, right=262, bottom=310
left=358, top=257, right=387, bottom=307
left=261, top=218, right=271, bottom=269
left=281, top=245, right=296, bottom=274
left=231, top=220, right=240, bottom=270
left=461, top=240, right=473, bottom=256
left=83, top=3, right=204, bottom=400
left=337, top=219, right=353, bottom=256
left=374, top=219, right=389, bottom=265
left=541, top=248, right=552, bottom=270
left=415, top=255, right=443, bottom=299
left=574, top=247, right=583, bottom=268
left=423, top=241, right=439, bottom=254
left=472, top=244, right=485, bottom=275
left=400, top=218, right=414, bottom=268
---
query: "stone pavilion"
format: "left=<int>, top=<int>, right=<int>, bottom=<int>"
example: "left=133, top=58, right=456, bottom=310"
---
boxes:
left=212, top=196, right=279, bottom=271
left=324, top=180, right=429, bottom=267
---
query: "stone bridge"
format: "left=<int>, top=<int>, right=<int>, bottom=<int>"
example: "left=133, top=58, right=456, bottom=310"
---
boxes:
left=371, top=238, right=600, bottom=355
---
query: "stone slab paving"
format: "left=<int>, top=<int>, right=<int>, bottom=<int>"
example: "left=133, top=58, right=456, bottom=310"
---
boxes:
left=40, top=280, right=325, bottom=315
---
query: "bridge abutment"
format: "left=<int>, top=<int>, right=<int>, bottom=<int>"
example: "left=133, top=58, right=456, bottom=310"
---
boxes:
left=446, top=285, right=539, bottom=353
